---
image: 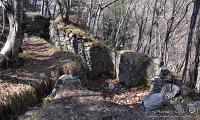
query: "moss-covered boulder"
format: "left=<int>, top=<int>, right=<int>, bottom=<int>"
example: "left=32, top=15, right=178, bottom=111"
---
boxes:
left=89, top=43, right=114, bottom=78
left=118, top=51, right=156, bottom=87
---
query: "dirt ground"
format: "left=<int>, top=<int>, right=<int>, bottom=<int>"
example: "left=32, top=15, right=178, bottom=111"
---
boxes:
left=20, top=77, right=194, bottom=120
left=0, top=36, right=199, bottom=120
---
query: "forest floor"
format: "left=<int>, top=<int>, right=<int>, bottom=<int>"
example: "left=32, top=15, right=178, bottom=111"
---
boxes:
left=0, top=36, right=199, bottom=120
left=0, top=36, right=67, bottom=119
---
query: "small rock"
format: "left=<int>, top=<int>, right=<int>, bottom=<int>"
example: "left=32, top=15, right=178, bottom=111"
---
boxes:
left=108, top=83, right=115, bottom=90
left=65, top=106, right=72, bottom=109
left=102, top=116, right=115, bottom=120
left=158, top=67, right=169, bottom=79
left=125, top=96, right=132, bottom=100
left=149, top=77, right=164, bottom=93
left=128, top=105, right=134, bottom=109
left=190, top=100, right=200, bottom=106
left=174, top=103, right=185, bottom=113
left=59, top=74, right=74, bottom=81
left=161, top=83, right=180, bottom=99
left=142, top=93, right=165, bottom=110
left=25, top=110, right=35, bottom=117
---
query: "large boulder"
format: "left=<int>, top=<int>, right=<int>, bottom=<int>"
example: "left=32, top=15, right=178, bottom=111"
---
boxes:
left=142, top=93, right=165, bottom=110
left=50, top=52, right=87, bottom=81
left=117, top=51, right=157, bottom=87
left=89, top=43, right=114, bottom=78
left=51, top=75, right=82, bottom=99
left=25, top=14, right=50, bottom=38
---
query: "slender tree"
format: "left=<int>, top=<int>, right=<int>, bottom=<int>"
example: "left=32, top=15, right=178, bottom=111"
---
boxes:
left=182, top=0, right=200, bottom=86
left=0, top=0, right=24, bottom=66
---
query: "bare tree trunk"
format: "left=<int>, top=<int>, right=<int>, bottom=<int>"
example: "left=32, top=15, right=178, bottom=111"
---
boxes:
left=1, top=8, right=6, bottom=36
left=44, top=0, right=52, bottom=18
left=53, top=1, right=57, bottom=19
left=182, top=0, right=200, bottom=86
left=93, top=0, right=120, bottom=35
left=65, top=0, right=70, bottom=23
left=33, top=0, right=38, bottom=11
left=147, top=0, right=158, bottom=55
left=0, top=0, right=24, bottom=66
left=41, top=0, right=45, bottom=15
left=136, top=5, right=148, bottom=52
left=162, top=1, right=177, bottom=66
left=163, top=16, right=175, bottom=66
left=92, top=2, right=102, bottom=35
left=57, top=0, right=64, bottom=21
left=87, top=0, right=93, bottom=31
left=188, top=10, right=200, bottom=88
left=61, top=0, right=70, bottom=23
left=114, top=0, right=133, bottom=49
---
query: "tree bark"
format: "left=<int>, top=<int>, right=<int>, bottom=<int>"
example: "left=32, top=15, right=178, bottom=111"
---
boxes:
left=44, top=0, right=52, bottom=18
left=0, top=0, right=24, bottom=66
left=87, top=0, right=93, bottom=31
left=93, top=0, right=120, bottom=35
left=57, top=0, right=64, bottom=21
left=114, top=0, right=133, bottom=49
left=41, top=0, right=45, bottom=15
left=189, top=8, right=200, bottom=89
left=182, top=0, right=200, bottom=85
left=147, top=0, right=158, bottom=55
left=0, top=8, right=6, bottom=36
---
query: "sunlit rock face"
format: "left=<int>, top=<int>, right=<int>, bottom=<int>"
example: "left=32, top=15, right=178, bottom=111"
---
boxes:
left=50, top=52, right=88, bottom=81
left=51, top=75, right=83, bottom=99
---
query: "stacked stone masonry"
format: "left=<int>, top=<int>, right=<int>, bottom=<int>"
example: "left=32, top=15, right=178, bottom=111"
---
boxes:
left=49, top=21, right=157, bottom=87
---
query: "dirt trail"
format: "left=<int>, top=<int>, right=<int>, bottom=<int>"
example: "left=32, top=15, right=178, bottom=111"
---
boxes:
left=0, top=37, right=66, bottom=120
left=22, top=76, right=186, bottom=120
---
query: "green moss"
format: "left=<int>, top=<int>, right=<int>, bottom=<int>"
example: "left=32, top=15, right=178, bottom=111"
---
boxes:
left=182, top=97, right=191, bottom=109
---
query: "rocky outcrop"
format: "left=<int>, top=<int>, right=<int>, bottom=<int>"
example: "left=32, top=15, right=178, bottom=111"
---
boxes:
left=149, top=67, right=180, bottom=94
left=116, top=51, right=156, bottom=87
left=49, top=22, right=167, bottom=87
left=49, top=21, right=115, bottom=78
left=25, top=14, right=50, bottom=38
left=89, top=43, right=114, bottom=78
